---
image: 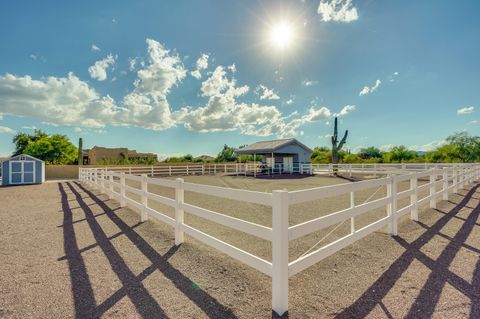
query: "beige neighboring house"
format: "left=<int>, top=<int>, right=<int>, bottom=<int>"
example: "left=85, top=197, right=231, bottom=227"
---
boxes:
left=83, top=146, right=157, bottom=165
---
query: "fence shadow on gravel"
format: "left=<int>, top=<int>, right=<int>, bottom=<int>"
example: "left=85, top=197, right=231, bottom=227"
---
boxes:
left=58, top=182, right=237, bottom=319
left=334, top=185, right=480, bottom=319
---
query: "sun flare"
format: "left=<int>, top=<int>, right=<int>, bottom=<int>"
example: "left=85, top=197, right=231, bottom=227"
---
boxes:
left=269, top=20, right=295, bottom=49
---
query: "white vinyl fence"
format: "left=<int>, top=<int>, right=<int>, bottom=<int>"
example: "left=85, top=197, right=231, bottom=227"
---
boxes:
left=79, top=164, right=480, bottom=316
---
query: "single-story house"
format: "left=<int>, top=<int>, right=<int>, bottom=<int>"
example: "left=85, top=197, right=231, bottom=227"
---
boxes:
left=235, top=138, right=313, bottom=173
left=1, top=154, right=45, bottom=186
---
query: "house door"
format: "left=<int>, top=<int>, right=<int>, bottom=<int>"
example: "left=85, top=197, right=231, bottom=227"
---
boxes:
left=9, top=161, right=35, bottom=184
left=283, top=157, right=293, bottom=173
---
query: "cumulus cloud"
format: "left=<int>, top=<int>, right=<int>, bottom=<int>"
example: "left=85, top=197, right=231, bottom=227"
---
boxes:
left=0, top=72, right=119, bottom=128
left=0, top=38, right=356, bottom=139
left=359, top=79, right=381, bottom=96
left=91, top=44, right=101, bottom=52
left=285, top=98, right=294, bottom=105
left=190, top=53, right=209, bottom=79
left=0, top=126, right=15, bottom=134
left=88, top=54, right=116, bottom=81
left=336, top=104, right=356, bottom=116
left=255, top=84, right=280, bottom=100
left=318, top=0, right=358, bottom=23
left=0, top=39, right=186, bottom=131
left=173, top=65, right=337, bottom=138
left=409, top=140, right=446, bottom=152
left=457, top=106, right=474, bottom=115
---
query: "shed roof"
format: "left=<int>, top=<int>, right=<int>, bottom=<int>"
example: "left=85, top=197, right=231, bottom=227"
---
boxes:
left=5, top=154, right=44, bottom=162
left=235, top=138, right=313, bottom=154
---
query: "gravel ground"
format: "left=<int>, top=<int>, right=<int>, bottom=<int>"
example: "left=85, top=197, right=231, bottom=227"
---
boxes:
left=0, top=175, right=478, bottom=319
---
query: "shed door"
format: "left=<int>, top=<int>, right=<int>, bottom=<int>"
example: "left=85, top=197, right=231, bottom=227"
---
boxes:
left=9, top=161, right=36, bottom=184
left=283, top=157, right=293, bottom=173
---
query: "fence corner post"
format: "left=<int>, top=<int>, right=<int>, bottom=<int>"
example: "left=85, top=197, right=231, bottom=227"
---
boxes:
left=387, top=174, right=398, bottom=236
left=141, top=174, right=148, bottom=222
left=410, top=173, right=418, bottom=221
left=120, top=173, right=126, bottom=207
left=175, top=178, right=185, bottom=245
left=272, top=190, right=289, bottom=316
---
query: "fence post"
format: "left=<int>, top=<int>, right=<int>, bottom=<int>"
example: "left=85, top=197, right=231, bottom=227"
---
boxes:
left=151, top=166, right=154, bottom=177
left=120, top=173, right=126, bottom=207
left=141, top=174, right=148, bottom=222
left=187, top=165, right=189, bottom=175
left=387, top=174, right=398, bottom=236
left=410, top=173, right=418, bottom=221
left=272, top=190, right=289, bottom=316
left=442, top=169, right=448, bottom=201
left=374, top=164, right=377, bottom=177
left=224, top=164, right=227, bottom=174
left=349, top=164, right=352, bottom=178
left=430, top=169, right=436, bottom=209
left=175, top=178, right=185, bottom=245
left=100, top=170, right=106, bottom=193
left=350, top=191, right=355, bottom=233
left=202, top=165, right=205, bottom=175
left=108, top=171, right=114, bottom=199
left=453, top=168, right=458, bottom=193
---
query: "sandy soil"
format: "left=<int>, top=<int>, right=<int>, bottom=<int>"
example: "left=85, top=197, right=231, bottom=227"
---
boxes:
left=0, top=175, right=478, bottom=318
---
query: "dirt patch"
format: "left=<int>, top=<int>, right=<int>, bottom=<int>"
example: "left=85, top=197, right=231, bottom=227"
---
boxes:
left=0, top=175, right=478, bottom=318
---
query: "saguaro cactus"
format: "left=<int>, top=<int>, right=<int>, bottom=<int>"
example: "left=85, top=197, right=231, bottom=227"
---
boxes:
left=78, top=138, right=83, bottom=165
left=331, top=117, right=348, bottom=172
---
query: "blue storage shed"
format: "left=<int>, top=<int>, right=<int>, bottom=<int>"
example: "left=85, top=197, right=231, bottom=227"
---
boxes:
left=1, top=154, right=45, bottom=186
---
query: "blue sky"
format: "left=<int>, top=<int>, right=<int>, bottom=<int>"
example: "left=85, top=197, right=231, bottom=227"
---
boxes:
left=0, top=0, right=479, bottom=158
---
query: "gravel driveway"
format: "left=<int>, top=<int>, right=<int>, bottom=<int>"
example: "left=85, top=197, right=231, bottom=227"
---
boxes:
left=0, top=176, right=478, bottom=318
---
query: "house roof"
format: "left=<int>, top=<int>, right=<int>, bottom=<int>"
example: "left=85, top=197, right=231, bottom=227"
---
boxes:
left=235, top=138, right=313, bottom=154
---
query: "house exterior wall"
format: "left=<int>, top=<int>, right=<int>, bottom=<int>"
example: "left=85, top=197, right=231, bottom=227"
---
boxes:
left=275, top=144, right=312, bottom=164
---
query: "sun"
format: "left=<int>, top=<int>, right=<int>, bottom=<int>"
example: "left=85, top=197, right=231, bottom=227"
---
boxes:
left=269, top=20, right=295, bottom=49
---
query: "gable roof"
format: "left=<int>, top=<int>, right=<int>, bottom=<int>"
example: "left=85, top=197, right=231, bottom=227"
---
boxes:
left=235, top=138, right=313, bottom=154
left=3, top=154, right=43, bottom=162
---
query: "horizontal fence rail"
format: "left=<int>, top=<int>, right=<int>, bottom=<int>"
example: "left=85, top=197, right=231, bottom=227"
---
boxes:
left=78, top=163, right=480, bottom=316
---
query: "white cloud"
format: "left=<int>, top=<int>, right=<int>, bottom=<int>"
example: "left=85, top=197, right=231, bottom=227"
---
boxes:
left=318, top=0, right=358, bottom=23
left=470, top=120, right=478, bottom=124
left=359, top=79, right=381, bottom=96
left=88, top=54, right=116, bottom=81
left=457, top=106, right=474, bottom=115
left=22, top=125, right=37, bottom=130
left=129, top=57, right=137, bottom=72
left=190, top=53, right=209, bottom=79
left=302, top=80, right=318, bottom=86
left=0, top=72, right=119, bottom=128
left=409, top=140, right=446, bottom=152
left=30, top=54, right=38, bottom=60
left=0, top=126, right=15, bottom=134
left=0, top=39, right=187, bottom=132
left=91, top=44, right=101, bottom=52
left=336, top=104, right=356, bottom=116
left=285, top=98, right=294, bottom=105
left=255, top=84, right=280, bottom=100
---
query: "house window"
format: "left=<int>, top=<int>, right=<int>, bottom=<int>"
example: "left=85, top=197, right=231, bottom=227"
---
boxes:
left=20, top=155, right=26, bottom=161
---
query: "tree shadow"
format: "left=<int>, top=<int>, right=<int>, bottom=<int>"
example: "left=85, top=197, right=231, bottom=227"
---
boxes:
left=334, top=184, right=480, bottom=319
left=71, top=181, right=237, bottom=319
